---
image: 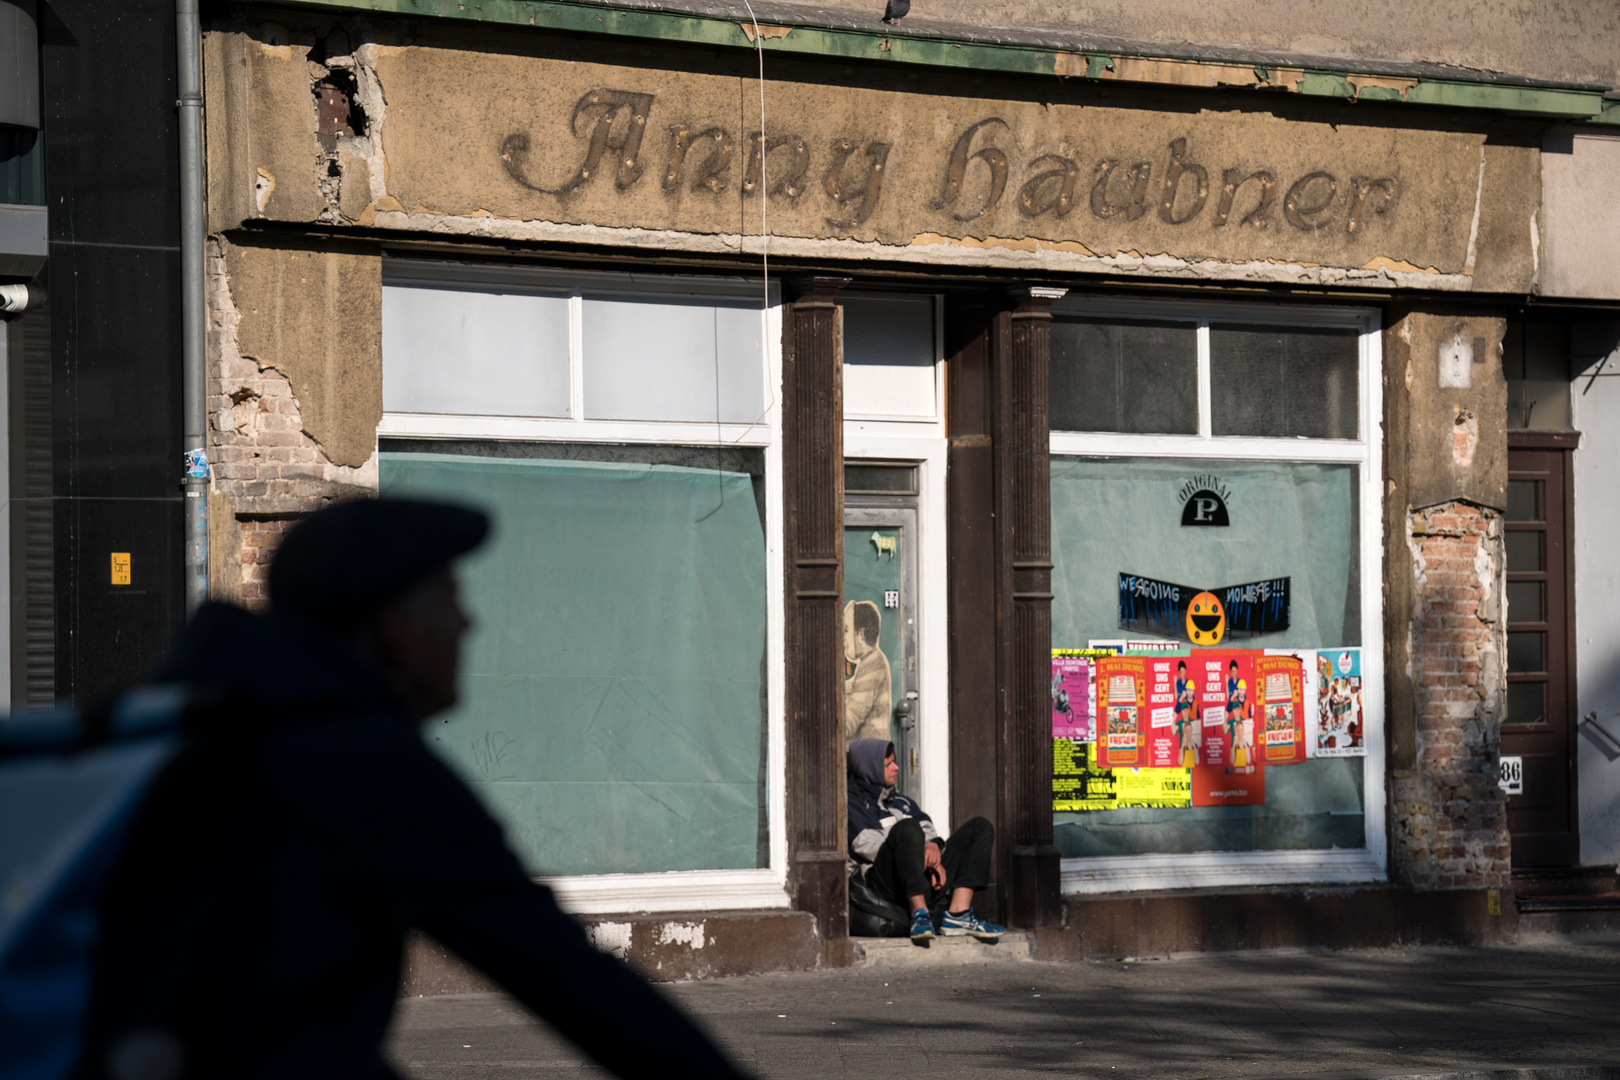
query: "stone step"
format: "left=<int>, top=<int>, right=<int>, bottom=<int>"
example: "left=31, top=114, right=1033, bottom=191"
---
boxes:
left=852, top=931, right=1034, bottom=967
left=1512, top=864, right=1618, bottom=898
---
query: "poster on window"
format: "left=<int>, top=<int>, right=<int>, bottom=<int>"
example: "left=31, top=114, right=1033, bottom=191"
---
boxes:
left=1313, top=648, right=1365, bottom=757
left=1192, top=652, right=1256, bottom=768
left=1117, top=573, right=1291, bottom=645
left=1052, top=738, right=1191, bottom=810
left=1253, top=654, right=1307, bottom=765
left=1053, top=738, right=1118, bottom=810
left=1095, top=656, right=1149, bottom=768
left=1051, top=649, right=1115, bottom=742
left=1191, top=762, right=1266, bottom=806
left=1143, top=656, right=1184, bottom=768
left=1116, top=764, right=1193, bottom=808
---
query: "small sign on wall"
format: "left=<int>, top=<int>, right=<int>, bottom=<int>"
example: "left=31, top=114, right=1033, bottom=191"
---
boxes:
left=1499, top=755, right=1523, bottom=795
left=111, top=552, right=132, bottom=586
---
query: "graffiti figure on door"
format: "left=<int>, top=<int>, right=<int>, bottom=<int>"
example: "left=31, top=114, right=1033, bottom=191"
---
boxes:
left=843, top=599, right=893, bottom=743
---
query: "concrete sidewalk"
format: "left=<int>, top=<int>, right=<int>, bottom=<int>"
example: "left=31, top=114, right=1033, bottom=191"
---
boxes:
left=386, top=940, right=1620, bottom=1079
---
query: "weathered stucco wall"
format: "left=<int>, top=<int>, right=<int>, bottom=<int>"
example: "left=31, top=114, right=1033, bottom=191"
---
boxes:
left=1384, top=310, right=1512, bottom=891
left=205, top=238, right=381, bottom=605
left=624, top=0, right=1620, bottom=88
left=204, top=30, right=326, bottom=228
left=201, top=27, right=1543, bottom=292
left=1540, top=131, right=1620, bottom=302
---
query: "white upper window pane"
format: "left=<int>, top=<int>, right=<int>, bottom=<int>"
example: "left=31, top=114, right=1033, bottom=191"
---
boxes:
left=843, top=295, right=937, bottom=420
left=382, top=284, right=571, bottom=417
left=582, top=295, right=764, bottom=423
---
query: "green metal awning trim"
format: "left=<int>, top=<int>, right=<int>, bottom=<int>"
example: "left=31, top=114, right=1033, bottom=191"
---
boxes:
left=268, top=0, right=1614, bottom=121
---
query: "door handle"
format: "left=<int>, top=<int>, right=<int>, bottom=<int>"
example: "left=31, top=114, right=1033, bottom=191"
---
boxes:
left=895, top=691, right=920, bottom=731
left=1583, top=712, right=1620, bottom=755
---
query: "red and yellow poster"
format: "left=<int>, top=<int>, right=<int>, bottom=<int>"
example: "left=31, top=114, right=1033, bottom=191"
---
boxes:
left=1095, top=656, right=1148, bottom=768
left=1193, top=652, right=1249, bottom=767
left=1254, top=654, right=1307, bottom=765
left=1191, top=762, right=1266, bottom=806
left=1143, top=656, right=1183, bottom=768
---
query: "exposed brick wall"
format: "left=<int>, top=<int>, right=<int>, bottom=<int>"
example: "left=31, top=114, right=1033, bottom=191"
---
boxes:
left=205, top=239, right=377, bottom=606
left=1391, top=500, right=1511, bottom=890
left=237, top=518, right=299, bottom=609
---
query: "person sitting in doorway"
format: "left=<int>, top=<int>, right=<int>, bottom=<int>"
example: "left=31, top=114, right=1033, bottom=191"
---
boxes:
left=846, top=736, right=1003, bottom=943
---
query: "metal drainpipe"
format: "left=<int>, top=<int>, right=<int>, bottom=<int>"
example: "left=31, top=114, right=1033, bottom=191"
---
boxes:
left=177, top=0, right=208, bottom=614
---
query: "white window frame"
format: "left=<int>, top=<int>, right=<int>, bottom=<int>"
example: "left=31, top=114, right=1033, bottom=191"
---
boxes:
left=1049, top=294, right=1387, bottom=895
left=378, top=259, right=788, bottom=915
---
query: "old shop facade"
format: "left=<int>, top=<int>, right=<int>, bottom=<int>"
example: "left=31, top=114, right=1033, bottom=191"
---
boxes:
left=203, top=8, right=1555, bottom=973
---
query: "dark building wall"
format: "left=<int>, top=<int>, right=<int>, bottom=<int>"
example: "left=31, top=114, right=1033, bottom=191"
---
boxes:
left=40, top=0, right=184, bottom=702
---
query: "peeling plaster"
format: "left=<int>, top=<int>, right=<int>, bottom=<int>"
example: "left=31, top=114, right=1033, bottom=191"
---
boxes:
left=1347, top=73, right=1418, bottom=101
left=655, top=922, right=706, bottom=949
left=255, top=168, right=276, bottom=213
left=1363, top=255, right=1440, bottom=274
left=1452, top=407, right=1478, bottom=468
left=739, top=21, right=792, bottom=41
left=368, top=208, right=1480, bottom=290
left=586, top=922, right=632, bottom=959
left=1462, top=152, right=1487, bottom=276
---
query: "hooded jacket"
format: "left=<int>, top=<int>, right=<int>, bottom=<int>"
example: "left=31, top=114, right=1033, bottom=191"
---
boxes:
left=76, top=602, right=750, bottom=1080
left=845, top=737, right=939, bottom=870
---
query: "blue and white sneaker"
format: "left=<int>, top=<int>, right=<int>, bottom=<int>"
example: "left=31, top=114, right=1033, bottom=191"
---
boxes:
left=909, top=907, right=935, bottom=942
left=939, top=907, right=1004, bottom=941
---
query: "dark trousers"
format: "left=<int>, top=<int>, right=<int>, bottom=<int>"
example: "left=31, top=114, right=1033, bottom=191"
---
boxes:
left=868, top=816, right=995, bottom=914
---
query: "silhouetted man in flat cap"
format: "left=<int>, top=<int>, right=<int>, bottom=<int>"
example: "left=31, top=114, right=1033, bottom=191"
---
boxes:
left=76, top=499, right=753, bottom=1080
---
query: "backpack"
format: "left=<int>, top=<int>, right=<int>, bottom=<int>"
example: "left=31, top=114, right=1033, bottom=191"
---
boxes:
left=0, top=686, right=192, bottom=1080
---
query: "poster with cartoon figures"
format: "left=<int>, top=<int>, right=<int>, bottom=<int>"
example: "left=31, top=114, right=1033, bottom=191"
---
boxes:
left=1253, top=654, right=1307, bottom=765
left=1313, top=648, right=1365, bottom=757
left=1144, top=656, right=1183, bottom=768
left=1095, top=656, right=1149, bottom=768
left=1190, top=653, right=1245, bottom=768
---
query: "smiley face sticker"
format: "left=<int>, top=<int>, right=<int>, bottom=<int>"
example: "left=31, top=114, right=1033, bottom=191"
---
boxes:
left=1185, top=591, right=1226, bottom=646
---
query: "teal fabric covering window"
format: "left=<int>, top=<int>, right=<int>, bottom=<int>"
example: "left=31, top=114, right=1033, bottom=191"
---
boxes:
left=1051, top=456, right=1365, bottom=856
left=379, top=446, right=769, bottom=877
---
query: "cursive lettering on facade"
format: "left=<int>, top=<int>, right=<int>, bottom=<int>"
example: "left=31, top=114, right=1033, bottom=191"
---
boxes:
left=502, top=89, right=1399, bottom=236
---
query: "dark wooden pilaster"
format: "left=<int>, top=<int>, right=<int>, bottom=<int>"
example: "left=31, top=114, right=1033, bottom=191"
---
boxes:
left=783, top=274, right=850, bottom=941
left=992, top=287, right=1066, bottom=929
left=945, top=295, right=1002, bottom=918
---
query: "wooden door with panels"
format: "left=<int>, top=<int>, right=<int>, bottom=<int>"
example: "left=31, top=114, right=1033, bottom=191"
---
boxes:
left=1502, top=441, right=1579, bottom=867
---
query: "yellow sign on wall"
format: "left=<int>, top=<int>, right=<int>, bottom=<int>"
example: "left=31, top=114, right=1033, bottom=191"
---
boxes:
left=111, top=552, right=131, bottom=586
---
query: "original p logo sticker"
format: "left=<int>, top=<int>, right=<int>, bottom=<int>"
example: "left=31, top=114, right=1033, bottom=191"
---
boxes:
left=1185, top=591, right=1225, bottom=646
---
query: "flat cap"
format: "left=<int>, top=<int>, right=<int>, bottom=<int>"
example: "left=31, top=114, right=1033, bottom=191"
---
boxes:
left=269, top=497, right=490, bottom=630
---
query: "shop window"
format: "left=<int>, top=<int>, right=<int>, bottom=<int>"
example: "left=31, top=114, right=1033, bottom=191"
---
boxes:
left=1210, top=324, right=1359, bottom=439
left=383, top=284, right=571, bottom=418
left=1048, top=298, right=1382, bottom=890
left=842, top=294, right=939, bottom=421
left=1051, top=457, right=1364, bottom=855
left=582, top=294, right=764, bottom=423
left=378, top=261, right=784, bottom=908
left=379, top=442, right=768, bottom=877
left=1049, top=317, right=1205, bottom=433
left=1051, top=318, right=1197, bottom=434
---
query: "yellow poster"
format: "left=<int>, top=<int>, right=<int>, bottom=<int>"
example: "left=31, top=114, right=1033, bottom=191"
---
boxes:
left=1053, top=739, right=1191, bottom=810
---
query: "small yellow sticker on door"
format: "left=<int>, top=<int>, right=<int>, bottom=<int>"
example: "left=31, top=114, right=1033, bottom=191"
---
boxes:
left=111, top=552, right=131, bottom=586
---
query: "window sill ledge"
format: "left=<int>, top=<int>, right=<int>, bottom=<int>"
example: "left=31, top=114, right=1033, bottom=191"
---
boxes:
left=541, top=868, right=790, bottom=915
left=1061, top=850, right=1386, bottom=895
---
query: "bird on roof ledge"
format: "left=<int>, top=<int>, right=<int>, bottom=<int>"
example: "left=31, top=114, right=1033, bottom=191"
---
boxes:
left=882, top=0, right=909, bottom=26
